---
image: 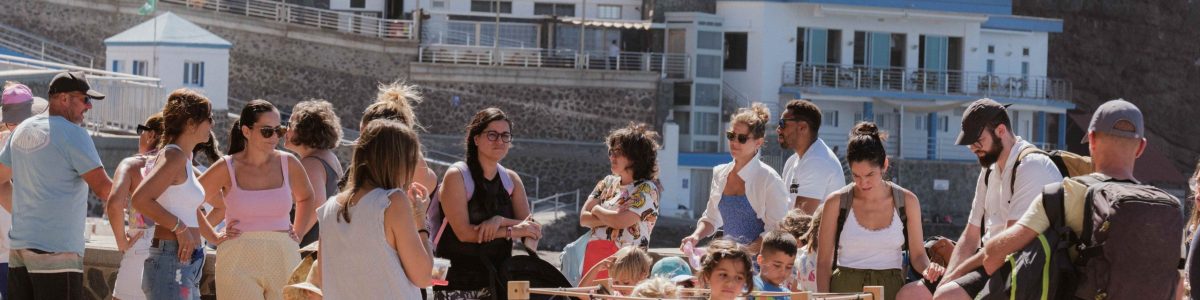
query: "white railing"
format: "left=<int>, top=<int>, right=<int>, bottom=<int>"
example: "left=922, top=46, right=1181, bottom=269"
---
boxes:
left=530, top=190, right=581, bottom=221
left=783, top=63, right=1072, bottom=101
left=0, top=54, right=163, bottom=133
left=0, top=23, right=95, bottom=68
left=422, top=19, right=538, bottom=48
left=161, top=0, right=414, bottom=40
left=418, top=45, right=691, bottom=79
left=722, top=81, right=751, bottom=108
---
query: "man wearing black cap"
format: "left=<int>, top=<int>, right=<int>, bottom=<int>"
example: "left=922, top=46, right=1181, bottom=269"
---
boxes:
left=0, top=71, right=112, bottom=300
left=895, top=98, right=1064, bottom=299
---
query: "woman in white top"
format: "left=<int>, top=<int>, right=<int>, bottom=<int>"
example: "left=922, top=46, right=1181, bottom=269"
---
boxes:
left=681, top=103, right=789, bottom=254
left=313, top=119, right=434, bottom=299
left=815, top=122, right=940, bottom=300
left=132, top=89, right=233, bottom=300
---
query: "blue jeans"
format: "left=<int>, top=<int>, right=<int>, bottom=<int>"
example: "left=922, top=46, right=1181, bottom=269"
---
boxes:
left=142, top=240, right=204, bottom=300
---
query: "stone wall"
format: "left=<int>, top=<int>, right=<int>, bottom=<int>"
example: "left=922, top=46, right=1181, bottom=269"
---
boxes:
left=890, top=159, right=980, bottom=238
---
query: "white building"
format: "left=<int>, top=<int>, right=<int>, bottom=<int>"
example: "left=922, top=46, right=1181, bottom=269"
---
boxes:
left=104, top=12, right=232, bottom=111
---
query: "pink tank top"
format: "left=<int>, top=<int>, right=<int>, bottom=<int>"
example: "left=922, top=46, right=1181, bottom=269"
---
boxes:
left=223, top=152, right=294, bottom=232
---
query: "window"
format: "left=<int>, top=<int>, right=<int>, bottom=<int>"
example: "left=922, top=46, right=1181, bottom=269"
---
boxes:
left=914, top=115, right=926, bottom=130
left=823, top=111, right=839, bottom=128
left=941, top=116, right=950, bottom=132
left=596, top=5, right=620, bottom=19
left=432, top=1, right=445, bottom=8
left=350, top=0, right=365, bottom=8
left=674, top=111, right=690, bottom=134
left=1022, top=47, right=1030, bottom=56
left=110, top=60, right=121, bottom=73
left=694, top=84, right=720, bottom=107
left=534, top=3, right=574, bottom=16
left=698, top=31, right=722, bottom=50
left=987, top=45, right=995, bottom=54
left=694, top=112, right=720, bottom=135
left=986, top=59, right=994, bottom=74
left=696, top=55, right=722, bottom=79
left=183, top=61, right=204, bottom=87
left=471, top=1, right=512, bottom=13
left=724, top=32, right=747, bottom=70
left=132, top=60, right=148, bottom=76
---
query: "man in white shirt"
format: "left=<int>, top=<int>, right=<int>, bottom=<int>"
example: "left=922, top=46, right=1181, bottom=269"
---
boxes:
left=896, top=98, right=1063, bottom=299
left=608, top=40, right=620, bottom=70
left=775, top=99, right=845, bottom=214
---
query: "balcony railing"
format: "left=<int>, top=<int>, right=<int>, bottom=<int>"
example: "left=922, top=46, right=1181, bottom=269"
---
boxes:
left=162, top=0, right=414, bottom=40
left=418, top=45, right=690, bottom=79
left=0, top=54, right=162, bottom=133
left=0, top=23, right=95, bottom=68
left=783, top=63, right=1072, bottom=101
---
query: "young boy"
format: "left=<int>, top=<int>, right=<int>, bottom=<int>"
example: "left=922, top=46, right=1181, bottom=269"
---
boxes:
left=754, top=230, right=798, bottom=299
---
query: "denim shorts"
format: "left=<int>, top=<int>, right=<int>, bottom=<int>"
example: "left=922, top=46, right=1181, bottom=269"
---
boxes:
left=142, top=239, right=205, bottom=300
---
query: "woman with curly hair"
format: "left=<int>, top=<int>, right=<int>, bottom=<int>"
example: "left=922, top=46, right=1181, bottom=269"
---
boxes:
left=284, top=100, right=344, bottom=247
left=579, top=122, right=662, bottom=281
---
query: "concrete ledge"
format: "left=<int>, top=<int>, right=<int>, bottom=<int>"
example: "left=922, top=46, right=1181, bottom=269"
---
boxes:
left=409, top=63, right=662, bottom=90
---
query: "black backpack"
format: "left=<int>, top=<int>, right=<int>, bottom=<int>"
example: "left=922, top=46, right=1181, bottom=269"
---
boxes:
left=834, top=181, right=910, bottom=277
left=980, top=173, right=1184, bottom=300
left=502, top=245, right=576, bottom=300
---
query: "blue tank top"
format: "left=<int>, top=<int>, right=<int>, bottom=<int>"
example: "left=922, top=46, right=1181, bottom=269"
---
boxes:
left=717, top=195, right=765, bottom=245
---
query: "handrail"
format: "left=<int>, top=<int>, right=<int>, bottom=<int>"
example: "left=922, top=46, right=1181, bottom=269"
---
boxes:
left=161, top=0, right=414, bottom=40
left=0, top=23, right=95, bottom=68
left=782, top=62, right=1072, bottom=101
left=418, top=45, right=690, bottom=79
left=530, top=190, right=581, bottom=221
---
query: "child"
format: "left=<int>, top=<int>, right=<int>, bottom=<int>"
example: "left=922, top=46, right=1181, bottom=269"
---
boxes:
left=795, top=209, right=822, bottom=291
left=580, top=246, right=653, bottom=287
left=630, top=276, right=680, bottom=298
left=702, top=240, right=754, bottom=300
left=778, top=209, right=812, bottom=291
left=754, top=230, right=797, bottom=300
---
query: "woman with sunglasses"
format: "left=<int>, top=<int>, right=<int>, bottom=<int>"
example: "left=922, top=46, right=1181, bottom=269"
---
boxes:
left=681, top=102, right=788, bottom=255
left=433, top=108, right=541, bottom=300
left=105, top=113, right=162, bottom=300
left=197, top=99, right=316, bottom=300
left=578, top=122, right=662, bottom=281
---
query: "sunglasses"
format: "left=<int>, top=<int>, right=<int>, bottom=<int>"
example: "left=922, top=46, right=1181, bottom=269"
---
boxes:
left=136, top=124, right=155, bottom=134
left=726, top=131, right=753, bottom=144
left=484, top=130, right=512, bottom=143
left=777, top=117, right=803, bottom=129
left=256, top=125, right=287, bottom=138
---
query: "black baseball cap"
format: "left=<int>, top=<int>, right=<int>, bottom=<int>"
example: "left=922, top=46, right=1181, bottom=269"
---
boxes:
left=48, top=71, right=106, bottom=100
left=955, top=98, right=1011, bottom=145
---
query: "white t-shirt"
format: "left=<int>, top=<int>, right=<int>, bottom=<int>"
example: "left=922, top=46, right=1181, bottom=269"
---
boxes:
left=966, top=137, right=1064, bottom=242
left=781, top=138, right=845, bottom=204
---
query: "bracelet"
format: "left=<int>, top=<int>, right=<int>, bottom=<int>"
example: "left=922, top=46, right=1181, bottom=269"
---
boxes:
left=170, top=219, right=183, bottom=233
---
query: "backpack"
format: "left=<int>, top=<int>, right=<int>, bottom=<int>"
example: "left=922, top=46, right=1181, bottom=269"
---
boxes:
left=504, top=245, right=576, bottom=300
left=833, top=181, right=910, bottom=275
left=979, top=145, right=1094, bottom=240
left=977, top=181, right=1078, bottom=300
left=427, top=161, right=515, bottom=248
left=980, top=173, right=1184, bottom=300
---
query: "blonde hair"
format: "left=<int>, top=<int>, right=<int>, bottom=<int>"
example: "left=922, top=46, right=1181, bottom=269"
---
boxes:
left=630, top=277, right=679, bottom=298
left=361, top=81, right=423, bottom=130
left=731, top=102, right=771, bottom=138
left=338, top=119, right=420, bottom=223
left=610, top=246, right=653, bottom=283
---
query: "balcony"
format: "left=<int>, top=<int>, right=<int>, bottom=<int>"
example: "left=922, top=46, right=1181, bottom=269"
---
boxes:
left=418, top=45, right=690, bottom=79
left=782, top=63, right=1072, bottom=102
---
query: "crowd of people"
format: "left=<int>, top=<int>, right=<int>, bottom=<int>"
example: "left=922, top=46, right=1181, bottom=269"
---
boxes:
left=0, top=71, right=1195, bottom=300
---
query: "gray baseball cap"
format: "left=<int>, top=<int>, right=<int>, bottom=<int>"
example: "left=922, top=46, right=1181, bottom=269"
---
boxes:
left=1082, top=99, right=1143, bottom=143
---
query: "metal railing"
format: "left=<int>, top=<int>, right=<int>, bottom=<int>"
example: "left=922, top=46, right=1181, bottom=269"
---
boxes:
left=418, top=45, right=691, bottom=79
left=722, top=81, right=752, bottom=108
left=422, top=19, right=537, bottom=48
left=0, top=23, right=95, bottom=68
left=161, top=0, right=414, bottom=40
left=530, top=190, right=581, bottom=221
left=0, top=54, right=163, bottom=133
left=782, top=63, right=1072, bottom=101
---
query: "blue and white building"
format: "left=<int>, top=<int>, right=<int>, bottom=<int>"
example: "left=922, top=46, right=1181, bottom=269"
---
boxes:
left=104, top=12, right=232, bottom=110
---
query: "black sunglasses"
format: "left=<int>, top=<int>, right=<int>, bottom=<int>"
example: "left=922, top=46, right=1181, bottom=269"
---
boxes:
left=726, top=131, right=752, bottom=144
left=256, top=125, right=287, bottom=138
left=777, top=117, right=804, bottom=129
left=136, top=124, right=154, bottom=134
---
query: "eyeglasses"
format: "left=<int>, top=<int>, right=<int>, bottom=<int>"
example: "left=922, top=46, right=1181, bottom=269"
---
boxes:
left=777, top=118, right=803, bottom=129
left=484, top=130, right=512, bottom=143
left=136, top=124, right=155, bottom=134
left=257, top=125, right=287, bottom=138
left=726, top=131, right=752, bottom=144
left=608, top=148, right=624, bottom=157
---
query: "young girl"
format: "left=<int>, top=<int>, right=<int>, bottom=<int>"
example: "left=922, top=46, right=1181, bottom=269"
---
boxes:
left=702, top=239, right=754, bottom=300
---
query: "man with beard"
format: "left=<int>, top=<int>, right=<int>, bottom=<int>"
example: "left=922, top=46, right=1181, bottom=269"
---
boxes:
left=775, top=99, right=844, bottom=215
left=895, top=98, right=1063, bottom=299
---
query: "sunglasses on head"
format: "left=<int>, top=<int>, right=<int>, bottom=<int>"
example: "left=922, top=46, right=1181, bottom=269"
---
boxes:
left=255, top=125, right=287, bottom=138
left=136, top=124, right=154, bottom=134
left=726, top=131, right=753, bottom=144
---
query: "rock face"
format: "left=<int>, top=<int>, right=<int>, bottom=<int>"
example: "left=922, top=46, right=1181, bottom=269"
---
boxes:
left=1014, top=0, right=1200, bottom=178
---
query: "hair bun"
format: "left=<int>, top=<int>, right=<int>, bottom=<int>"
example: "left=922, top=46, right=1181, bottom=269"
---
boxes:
left=851, top=121, right=887, bottom=141
left=750, top=102, right=770, bottom=124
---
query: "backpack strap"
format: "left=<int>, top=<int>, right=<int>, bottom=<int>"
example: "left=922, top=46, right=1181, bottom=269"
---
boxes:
left=495, top=163, right=515, bottom=195
left=433, top=162, right=515, bottom=248
left=889, top=181, right=909, bottom=253
left=1042, top=182, right=1068, bottom=230
left=1010, top=145, right=1048, bottom=194
left=834, top=183, right=855, bottom=271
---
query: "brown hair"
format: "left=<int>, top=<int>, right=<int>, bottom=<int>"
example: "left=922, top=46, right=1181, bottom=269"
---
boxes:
left=610, top=246, right=653, bottom=283
left=761, top=230, right=798, bottom=257
left=361, top=82, right=422, bottom=130
left=847, top=121, right=888, bottom=167
left=731, top=102, right=771, bottom=139
left=606, top=123, right=660, bottom=182
left=144, top=112, right=165, bottom=148
left=288, top=100, right=342, bottom=150
left=194, top=131, right=223, bottom=165
left=778, top=209, right=812, bottom=248
left=159, top=89, right=212, bottom=148
left=338, top=119, right=420, bottom=223
left=700, top=239, right=754, bottom=293
left=228, top=99, right=276, bottom=155
left=801, top=208, right=825, bottom=250
left=785, top=99, right=823, bottom=135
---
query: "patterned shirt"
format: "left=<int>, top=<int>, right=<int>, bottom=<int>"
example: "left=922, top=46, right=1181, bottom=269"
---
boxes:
left=588, top=175, right=660, bottom=248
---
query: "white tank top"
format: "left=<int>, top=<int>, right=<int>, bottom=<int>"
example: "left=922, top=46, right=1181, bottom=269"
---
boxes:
left=155, top=144, right=205, bottom=227
left=837, top=208, right=904, bottom=270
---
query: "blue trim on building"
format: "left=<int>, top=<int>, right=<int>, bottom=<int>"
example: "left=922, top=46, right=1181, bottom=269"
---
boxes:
left=928, top=112, right=937, bottom=159
left=1057, top=112, right=1067, bottom=150
left=103, top=41, right=233, bottom=49
left=679, top=152, right=733, bottom=168
left=778, top=86, right=1076, bottom=109
left=982, top=15, right=1063, bottom=33
left=715, top=0, right=1011, bottom=15
left=1036, top=111, right=1047, bottom=144
left=862, top=102, right=874, bottom=122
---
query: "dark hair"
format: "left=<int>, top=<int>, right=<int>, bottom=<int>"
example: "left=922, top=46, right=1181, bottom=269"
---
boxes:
left=464, top=108, right=512, bottom=191
left=803, top=208, right=824, bottom=250
left=986, top=110, right=1013, bottom=136
left=701, top=239, right=754, bottom=293
left=144, top=112, right=165, bottom=148
left=760, top=230, right=798, bottom=257
left=731, top=103, right=771, bottom=139
left=160, top=89, right=212, bottom=148
left=228, top=99, right=277, bottom=155
left=340, top=119, right=420, bottom=223
left=778, top=209, right=812, bottom=247
left=289, top=100, right=342, bottom=150
left=785, top=99, right=823, bottom=136
left=194, top=131, right=223, bottom=165
left=361, top=82, right=422, bottom=130
left=846, top=121, right=888, bottom=167
left=606, top=122, right=660, bottom=181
